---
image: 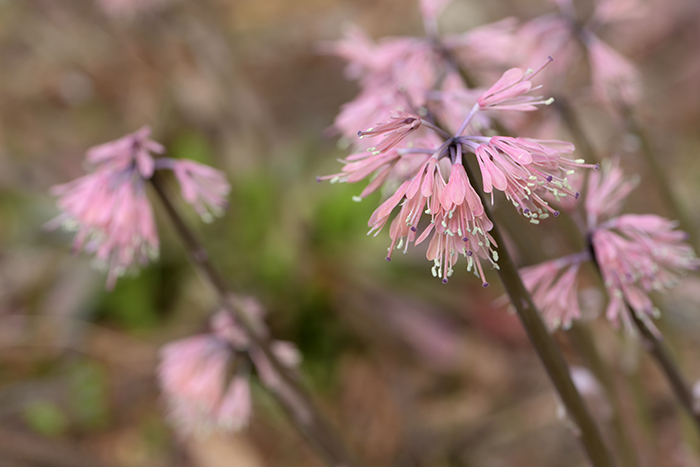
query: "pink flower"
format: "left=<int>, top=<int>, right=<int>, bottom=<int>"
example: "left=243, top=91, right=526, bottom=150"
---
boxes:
left=585, top=158, right=638, bottom=228
left=50, top=167, right=159, bottom=290
left=86, top=125, right=163, bottom=177
left=477, top=59, right=555, bottom=111
left=323, top=61, right=594, bottom=283
left=520, top=158, right=698, bottom=332
left=172, top=160, right=231, bottom=223
left=50, top=127, right=230, bottom=288
left=158, top=308, right=303, bottom=436
left=50, top=127, right=164, bottom=289
left=358, top=112, right=422, bottom=154
left=471, top=136, right=592, bottom=221
left=520, top=252, right=587, bottom=329
left=515, top=1, right=643, bottom=106
left=158, top=334, right=252, bottom=435
left=586, top=35, right=641, bottom=106
left=592, top=215, right=700, bottom=330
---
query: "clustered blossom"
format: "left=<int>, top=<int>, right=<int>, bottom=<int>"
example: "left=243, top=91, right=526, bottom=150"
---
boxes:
left=322, top=55, right=596, bottom=284
left=516, top=0, right=644, bottom=106
left=157, top=304, right=301, bottom=435
left=49, top=126, right=230, bottom=288
left=520, top=159, right=700, bottom=331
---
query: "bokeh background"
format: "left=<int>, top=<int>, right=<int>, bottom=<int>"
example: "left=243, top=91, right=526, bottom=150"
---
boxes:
left=2, top=0, right=700, bottom=466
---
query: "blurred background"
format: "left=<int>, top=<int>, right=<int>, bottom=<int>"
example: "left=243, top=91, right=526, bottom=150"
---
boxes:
left=1, top=0, right=700, bottom=465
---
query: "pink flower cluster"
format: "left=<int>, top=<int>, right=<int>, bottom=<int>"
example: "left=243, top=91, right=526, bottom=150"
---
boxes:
left=516, top=0, right=644, bottom=106
left=158, top=302, right=301, bottom=435
left=520, top=159, right=699, bottom=331
left=49, top=126, right=230, bottom=288
left=320, top=0, right=618, bottom=284
left=322, top=60, right=596, bottom=284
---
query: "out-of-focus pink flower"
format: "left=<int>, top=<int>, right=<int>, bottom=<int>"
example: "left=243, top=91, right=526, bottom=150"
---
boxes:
left=50, top=127, right=164, bottom=289
left=477, top=59, right=555, bottom=111
left=591, top=0, right=648, bottom=25
left=158, top=308, right=303, bottom=436
left=521, top=158, right=698, bottom=332
left=86, top=125, right=163, bottom=177
left=50, top=127, right=230, bottom=288
left=586, top=35, right=641, bottom=106
left=516, top=0, right=643, bottom=106
left=520, top=252, right=588, bottom=329
left=442, top=17, right=519, bottom=70
left=592, top=214, right=700, bottom=330
left=158, top=334, right=251, bottom=435
left=585, top=158, right=638, bottom=228
left=172, top=160, right=231, bottom=223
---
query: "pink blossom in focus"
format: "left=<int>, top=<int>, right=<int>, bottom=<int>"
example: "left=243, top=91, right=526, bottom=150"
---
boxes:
left=472, top=136, right=592, bottom=221
left=358, top=112, right=422, bottom=154
left=323, top=58, right=593, bottom=283
left=172, top=160, right=231, bottom=223
left=477, top=59, right=555, bottom=111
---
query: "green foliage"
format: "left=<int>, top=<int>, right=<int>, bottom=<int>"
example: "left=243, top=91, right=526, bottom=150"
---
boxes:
left=22, top=400, right=68, bottom=437
left=67, top=361, right=110, bottom=430
left=95, top=267, right=162, bottom=330
left=169, top=131, right=215, bottom=165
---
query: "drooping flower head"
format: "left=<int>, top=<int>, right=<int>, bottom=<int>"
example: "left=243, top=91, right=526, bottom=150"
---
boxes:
left=50, top=126, right=231, bottom=288
left=157, top=306, right=302, bottom=436
left=322, top=61, right=595, bottom=284
left=49, top=127, right=163, bottom=289
left=516, top=0, right=644, bottom=106
left=520, top=158, right=699, bottom=332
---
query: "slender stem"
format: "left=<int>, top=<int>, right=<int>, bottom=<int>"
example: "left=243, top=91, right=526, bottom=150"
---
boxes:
left=150, top=173, right=361, bottom=467
left=456, top=103, right=480, bottom=137
left=462, top=162, right=616, bottom=467
left=586, top=239, right=700, bottom=435
left=630, top=312, right=700, bottom=430
left=568, top=323, right=638, bottom=467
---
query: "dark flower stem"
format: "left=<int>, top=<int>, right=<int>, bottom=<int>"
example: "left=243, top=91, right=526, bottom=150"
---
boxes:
left=461, top=162, right=616, bottom=467
left=150, top=173, right=361, bottom=467
left=631, top=310, right=700, bottom=430
left=586, top=239, right=700, bottom=433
